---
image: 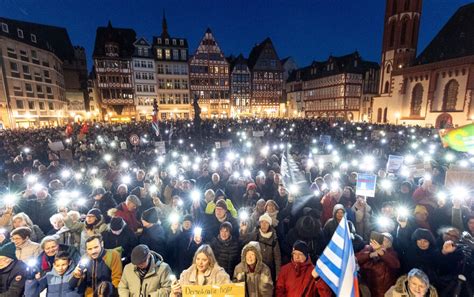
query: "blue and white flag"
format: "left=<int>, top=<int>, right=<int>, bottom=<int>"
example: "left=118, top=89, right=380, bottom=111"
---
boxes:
left=315, top=215, right=359, bottom=297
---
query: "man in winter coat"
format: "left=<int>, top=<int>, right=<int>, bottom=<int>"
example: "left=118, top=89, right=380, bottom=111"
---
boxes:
left=110, top=195, right=142, bottom=233
left=102, top=217, right=138, bottom=264
left=118, top=244, right=172, bottom=297
left=18, top=187, right=57, bottom=234
left=0, top=242, right=26, bottom=296
left=70, top=235, right=122, bottom=297
left=356, top=232, right=400, bottom=297
left=210, top=222, right=241, bottom=276
left=233, top=241, right=273, bottom=297
left=89, top=187, right=117, bottom=223
left=139, top=208, right=167, bottom=257
left=204, top=200, right=239, bottom=241
left=276, top=241, right=332, bottom=297
left=25, top=251, right=81, bottom=297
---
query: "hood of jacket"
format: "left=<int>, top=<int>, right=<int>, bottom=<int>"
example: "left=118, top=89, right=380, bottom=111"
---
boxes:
left=295, top=215, right=321, bottom=240
left=240, top=241, right=264, bottom=273
left=392, top=275, right=438, bottom=297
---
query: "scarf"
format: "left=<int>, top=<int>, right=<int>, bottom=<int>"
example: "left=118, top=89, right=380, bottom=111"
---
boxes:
left=259, top=229, right=273, bottom=239
left=137, top=260, right=151, bottom=279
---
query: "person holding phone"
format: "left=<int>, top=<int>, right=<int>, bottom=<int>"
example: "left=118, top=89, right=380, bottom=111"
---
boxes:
left=356, top=232, right=400, bottom=297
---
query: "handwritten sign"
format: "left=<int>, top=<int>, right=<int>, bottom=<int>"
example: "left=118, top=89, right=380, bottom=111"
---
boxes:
left=386, top=155, right=404, bottom=173
left=182, top=282, right=245, bottom=297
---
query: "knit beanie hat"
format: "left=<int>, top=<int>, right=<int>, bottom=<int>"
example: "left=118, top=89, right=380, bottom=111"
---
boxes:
left=412, top=228, right=435, bottom=246
left=220, top=221, right=233, bottom=232
left=87, top=208, right=102, bottom=221
left=259, top=213, right=272, bottom=226
left=141, top=208, right=158, bottom=224
left=215, top=199, right=228, bottom=211
left=0, top=242, right=17, bottom=260
left=246, top=183, right=257, bottom=191
left=183, top=214, right=194, bottom=223
left=110, top=217, right=125, bottom=231
left=215, top=189, right=226, bottom=200
left=414, top=205, right=428, bottom=216
left=292, top=240, right=309, bottom=259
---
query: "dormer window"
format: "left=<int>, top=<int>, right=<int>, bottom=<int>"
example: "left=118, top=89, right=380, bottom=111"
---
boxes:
left=17, top=29, right=23, bottom=38
left=30, top=34, right=36, bottom=43
left=165, top=39, right=169, bottom=45
left=172, top=39, right=176, bottom=45
left=1, top=23, right=8, bottom=33
left=179, top=39, right=184, bottom=46
left=157, top=38, right=162, bottom=44
left=105, top=43, right=119, bottom=57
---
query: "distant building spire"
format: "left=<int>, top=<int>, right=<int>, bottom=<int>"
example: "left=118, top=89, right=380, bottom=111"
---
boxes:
left=162, top=9, right=169, bottom=37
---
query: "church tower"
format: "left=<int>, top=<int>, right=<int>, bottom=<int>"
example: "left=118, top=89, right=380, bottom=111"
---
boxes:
left=379, top=0, right=422, bottom=94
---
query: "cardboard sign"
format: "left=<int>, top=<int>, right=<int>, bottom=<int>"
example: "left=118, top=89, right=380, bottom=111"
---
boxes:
left=386, top=155, right=404, bottom=173
left=59, top=150, right=73, bottom=161
left=253, top=131, right=264, bottom=137
left=155, top=141, right=166, bottom=155
left=356, top=173, right=377, bottom=197
left=445, top=169, right=474, bottom=189
left=48, top=141, right=65, bottom=152
left=182, top=283, right=245, bottom=297
left=120, top=142, right=127, bottom=150
left=215, top=142, right=221, bottom=149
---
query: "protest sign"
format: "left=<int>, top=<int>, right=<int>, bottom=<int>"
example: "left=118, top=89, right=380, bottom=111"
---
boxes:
left=48, top=141, right=64, bottom=152
left=182, top=283, right=245, bottom=297
left=386, top=155, right=404, bottom=173
left=253, top=131, right=264, bottom=137
left=445, top=169, right=474, bottom=189
left=319, top=135, right=331, bottom=145
left=356, top=173, right=377, bottom=197
left=155, top=141, right=166, bottom=155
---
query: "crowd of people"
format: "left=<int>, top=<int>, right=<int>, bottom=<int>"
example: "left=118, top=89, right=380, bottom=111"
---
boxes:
left=0, top=118, right=473, bottom=297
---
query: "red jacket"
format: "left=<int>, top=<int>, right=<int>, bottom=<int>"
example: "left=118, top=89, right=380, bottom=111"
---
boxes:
left=114, top=203, right=141, bottom=232
left=321, top=194, right=337, bottom=226
left=276, top=259, right=332, bottom=297
left=356, top=245, right=400, bottom=297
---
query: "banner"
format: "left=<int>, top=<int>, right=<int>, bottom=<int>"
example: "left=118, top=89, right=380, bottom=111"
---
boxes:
left=182, top=283, right=245, bottom=297
left=356, top=173, right=377, bottom=197
left=445, top=169, right=474, bottom=189
left=440, top=123, right=474, bottom=152
left=386, top=155, right=404, bottom=173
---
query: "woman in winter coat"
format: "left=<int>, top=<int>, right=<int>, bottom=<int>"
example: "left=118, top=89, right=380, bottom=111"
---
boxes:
left=210, top=222, right=241, bottom=276
left=170, top=244, right=231, bottom=297
left=233, top=241, right=273, bottom=297
left=10, top=226, right=41, bottom=261
left=385, top=268, right=439, bottom=297
left=64, top=208, right=108, bottom=255
left=356, top=233, right=400, bottom=297
left=37, top=235, right=81, bottom=274
left=242, top=183, right=261, bottom=208
left=242, top=213, right=281, bottom=282
left=11, top=212, right=45, bottom=243
left=351, top=196, right=372, bottom=241
left=276, top=241, right=332, bottom=297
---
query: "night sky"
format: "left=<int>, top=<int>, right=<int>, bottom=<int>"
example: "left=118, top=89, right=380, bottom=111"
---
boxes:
left=2, top=0, right=472, bottom=70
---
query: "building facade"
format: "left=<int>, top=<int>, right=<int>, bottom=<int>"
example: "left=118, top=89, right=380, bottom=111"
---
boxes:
left=132, top=38, right=157, bottom=120
left=0, top=17, right=86, bottom=128
left=372, top=1, right=474, bottom=128
left=229, top=54, right=251, bottom=116
left=248, top=38, right=284, bottom=117
left=93, top=21, right=136, bottom=122
left=287, top=52, right=379, bottom=121
left=152, top=14, right=191, bottom=120
left=189, top=28, right=230, bottom=118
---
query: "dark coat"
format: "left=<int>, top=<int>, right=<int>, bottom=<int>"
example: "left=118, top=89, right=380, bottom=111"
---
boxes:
left=102, top=227, right=138, bottom=263
left=38, top=244, right=81, bottom=274
left=19, top=195, right=57, bottom=234
left=91, top=192, right=117, bottom=223
left=210, top=236, right=241, bottom=276
left=0, top=259, right=26, bottom=297
left=286, top=215, right=325, bottom=264
left=203, top=213, right=239, bottom=242
left=139, top=224, right=167, bottom=257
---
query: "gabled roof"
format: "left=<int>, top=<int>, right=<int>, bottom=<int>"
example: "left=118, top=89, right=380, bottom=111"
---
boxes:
left=287, top=51, right=379, bottom=82
left=133, top=37, right=151, bottom=47
left=416, top=3, right=474, bottom=64
left=92, top=21, right=136, bottom=59
left=247, top=37, right=283, bottom=71
left=0, top=17, right=75, bottom=61
left=229, top=53, right=249, bottom=72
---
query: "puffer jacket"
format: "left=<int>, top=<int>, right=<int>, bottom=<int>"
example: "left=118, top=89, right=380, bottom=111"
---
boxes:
left=356, top=245, right=400, bottom=297
left=102, top=226, right=138, bottom=263
left=384, top=274, right=438, bottom=297
left=276, top=258, right=332, bottom=297
left=25, top=263, right=81, bottom=297
left=210, top=235, right=241, bottom=276
left=118, top=252, right=172, bottom=297
left=179, top=263, right=231, bottom=286
left=0, top=259, right=26, bottom=297
left=233, top=241, right=273, bottom=297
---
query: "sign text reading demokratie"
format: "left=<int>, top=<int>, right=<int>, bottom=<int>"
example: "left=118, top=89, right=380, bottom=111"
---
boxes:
left=183, top=283, right=245, bottom=297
